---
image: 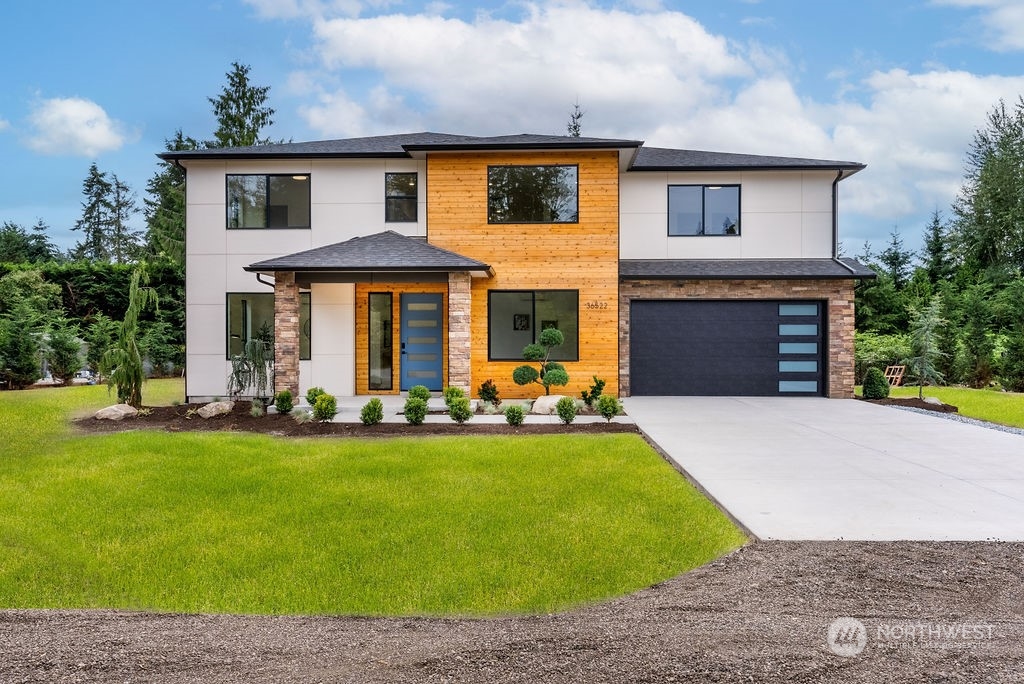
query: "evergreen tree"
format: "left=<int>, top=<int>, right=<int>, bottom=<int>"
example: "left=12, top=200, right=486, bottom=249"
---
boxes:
left=72, top=163, right=113, bottom=261
left=906, top=295, right=946, bottom=398
left=109, top=175, right=142, bottom=264
left=206, top=62, right=276, bottom=148
left=961, top=283, right=996, bottom=387
left=921, top=209, right=952, bottom=284
left=0, top=300, right=41, bottom=389
left=0, top=220, right=59, bottom=263
left=101, top=266, right=158, bottom=407
left=46, top=316, right=82, bottom=385
left=567, top=100, right=584, bottom=137
left=144, top=130, right=197, bottom=264
left=878, top=226, right=915, bottom=290
left=85, top=312, right=119, bottom=377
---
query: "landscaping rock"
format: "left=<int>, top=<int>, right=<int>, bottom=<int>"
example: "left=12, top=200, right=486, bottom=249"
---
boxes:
left=94, top=404, right=138, bottom=421
left=197, top=400, right=234, bottom=418
left=531, top=395, right=566, bottom=414
left=923, top=396, right=943, bottom=406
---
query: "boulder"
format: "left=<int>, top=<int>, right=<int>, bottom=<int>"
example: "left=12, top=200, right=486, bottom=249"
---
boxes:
left=197, top=400, right=235, bottom=418
left=530, top=394, right=566, bottom=415
left=922, top=397, right=943, bottom=406
left=94, top=404, right=138, bottom=421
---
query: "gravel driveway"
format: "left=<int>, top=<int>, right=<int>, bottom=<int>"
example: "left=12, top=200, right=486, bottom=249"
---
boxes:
left=3, top=540, right=1022, bottom=683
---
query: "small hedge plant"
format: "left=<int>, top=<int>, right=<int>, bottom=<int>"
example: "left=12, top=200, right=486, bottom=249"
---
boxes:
left=448, top=396, right=473, bottom=424
left=596, top=394, right=622, bottom=422
left=404, top=397, right=428, bottom=425
left=306, top=386, right=326, bottom=405
left=581, top=376, right=605, bottom=408
left=504, top=404, right=525, bottom=427
left=478, top=379, right=500, bottom=406
left=442, top=385, right=465, bottom=408
left=312, top=393, right=338, bottom=422
left=274, top=389, right=293, bottom=415
left=555, top=396, right=577, bottom=424
left=360, top=398, right=384, bottom=425
left=408, top=385, right=432, bottom=402
left=862, top=367, right=891, bottom=399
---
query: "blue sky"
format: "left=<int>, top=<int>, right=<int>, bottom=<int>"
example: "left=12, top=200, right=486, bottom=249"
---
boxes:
left=2, top=0, right=1023, bottom=255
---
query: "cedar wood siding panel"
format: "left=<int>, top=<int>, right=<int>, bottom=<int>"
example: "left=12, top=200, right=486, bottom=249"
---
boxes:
left=427, top=151, right=619, bottom=400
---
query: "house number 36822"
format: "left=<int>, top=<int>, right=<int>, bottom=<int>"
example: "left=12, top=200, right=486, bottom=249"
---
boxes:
left=585, top=301, right=608, bottom=310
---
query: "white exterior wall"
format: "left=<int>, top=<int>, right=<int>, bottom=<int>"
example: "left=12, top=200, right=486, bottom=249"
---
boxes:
left=184, top=158, right=425, bottom=399
left=619, top=170, right=836, bottom=260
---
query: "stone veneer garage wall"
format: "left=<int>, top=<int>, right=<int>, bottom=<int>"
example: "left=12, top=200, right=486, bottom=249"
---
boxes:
left=618, top=279, right=856, bottom=398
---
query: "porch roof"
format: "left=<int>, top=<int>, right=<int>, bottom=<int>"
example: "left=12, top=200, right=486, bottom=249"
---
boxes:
left=244, top=230, right=494, bottom=282
left=619, top=258, right=876, bottom=280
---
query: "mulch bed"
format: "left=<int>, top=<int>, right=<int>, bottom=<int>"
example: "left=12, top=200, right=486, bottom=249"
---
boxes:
left=74, top=401, right=640, bottom=438
left=858, top=395, right=960, bottom=413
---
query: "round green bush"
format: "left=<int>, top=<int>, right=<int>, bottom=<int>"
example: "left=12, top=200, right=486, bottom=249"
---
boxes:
left=404, top=397, right=428, bottom=425
left=538, top=327, right=564, bottom=347
left=312, top=393, right=337, bottom=422
left=274, top=389, right=294, bottom=415
left=442, top=385, right=465, bottom=407
left=360, top=397, right=384, bottom=426
left=408, top=385, right=432, bottom=402
left=862, top=367, right=891, bottom=399
left=512, top=365, right=540, bottom=386
left=448, top=396, right=473, bottom=424
left=596, top=394, right=622, bottom=422
left=543, top=367, right=569, bottom=388
left=555, top=396, right=577, bottom=424
left=305, top=386, right=326, bottom=405
left=504, top=404, right=525, bottom=427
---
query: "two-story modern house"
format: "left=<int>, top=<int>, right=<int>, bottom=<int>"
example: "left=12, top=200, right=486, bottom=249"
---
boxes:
left=161, top=132, right=873, bottom=403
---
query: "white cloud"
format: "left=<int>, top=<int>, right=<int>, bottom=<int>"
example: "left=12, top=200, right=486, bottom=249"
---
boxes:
left=0, top=118, right=10, bottom=132
left=933, top=0, right=1024, bottom=51
left=26, top=97, right=134, bottom=156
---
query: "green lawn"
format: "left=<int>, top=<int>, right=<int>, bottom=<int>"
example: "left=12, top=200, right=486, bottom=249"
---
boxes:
left=0, top=380, right=745, bottom=616
left=884, top=385, right=1024, bottom=429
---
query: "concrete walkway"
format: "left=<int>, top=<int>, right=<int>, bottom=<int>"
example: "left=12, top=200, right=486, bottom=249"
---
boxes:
left=623, top=396, right=1024, bottom=541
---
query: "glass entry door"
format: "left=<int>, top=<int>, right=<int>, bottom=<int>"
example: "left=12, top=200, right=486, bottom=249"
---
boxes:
left=400, top=293, right=443, bottom=391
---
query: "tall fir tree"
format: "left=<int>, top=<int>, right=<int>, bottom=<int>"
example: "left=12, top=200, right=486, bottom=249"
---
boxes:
left=567, top=100, right=583, bottom=137
left=72, top=163, right=113, bottom=261
left=144, top=130, right=197, bottom=264
left=921, top=209, right=952, bottom=284
left=878, top=226, right=915, bottom=290
left=206, top=62, right=276, bottom=149
left=109, top=175, right=142, bottom=264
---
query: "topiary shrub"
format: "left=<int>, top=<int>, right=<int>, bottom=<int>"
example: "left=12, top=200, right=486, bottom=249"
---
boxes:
left=596, top=394, right=622, bottom=422
left=862, top=367, right=890, bottom=399
left=580, top=376, right=605, bottom=408
left=478, top=378, right=500, bottom=406
left=306, top=386, right=326, bottom=405
left=555, top=396, right=577, bottom=424
left=312, top=393, right=338, bottom=421
left=442, top=385, right=465, bottom=408
left=504, top=404, right=525, bottom=427
left=408, top=385, right=431, bottom=402
left=448, top=396, right=473, bottom=424
left=274, top=389, right=294, bottom=415
left=513, top=327, right=569, bottom=395
left=404, top=397, right=428, bottom=425
left=360, top=397, right=384, bottom=425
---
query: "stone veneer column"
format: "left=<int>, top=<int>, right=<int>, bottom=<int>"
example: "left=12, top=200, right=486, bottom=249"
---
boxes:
left=274, top=271, right=301, bottom=398
left=447, top=272, right=472, bottom=392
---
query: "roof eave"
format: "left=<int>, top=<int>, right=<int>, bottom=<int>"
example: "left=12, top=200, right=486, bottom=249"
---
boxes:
left=628, top=163, right=866, bottom=174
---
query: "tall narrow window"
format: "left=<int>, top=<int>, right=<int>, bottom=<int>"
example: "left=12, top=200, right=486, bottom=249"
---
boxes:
left=668, top=184, right=740, bottom=236
left=368, top=293, right=393, bottom=390
left=226, top=174, right=310, bottom=228
left=385, top=173, right=418, bottom=222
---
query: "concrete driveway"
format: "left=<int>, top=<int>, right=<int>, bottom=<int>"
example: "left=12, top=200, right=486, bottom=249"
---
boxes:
left=624, top=396, right=1024, bottom=541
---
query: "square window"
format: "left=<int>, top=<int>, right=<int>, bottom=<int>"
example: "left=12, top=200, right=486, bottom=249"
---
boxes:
left=385, top=173, right=418, bottom=222
left=227, top=292, right=311, bottom=359
left=668, top=185, right=740, bottom=236
left=488, top=290, right=578, bottom=360
left=227, top=174, right=310, bottom=229
left=487, top=165, right=578, bottom=223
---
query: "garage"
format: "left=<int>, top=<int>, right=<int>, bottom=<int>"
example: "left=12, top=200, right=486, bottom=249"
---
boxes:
left=629, top=300, right=825, bottom=396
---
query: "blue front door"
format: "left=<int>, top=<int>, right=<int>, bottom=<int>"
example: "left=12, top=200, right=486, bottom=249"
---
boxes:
left=400, top=293, right=443, bottom=391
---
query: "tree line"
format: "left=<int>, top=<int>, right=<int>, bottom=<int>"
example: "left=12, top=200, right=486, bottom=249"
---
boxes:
left=855, top=96, right=1024, bottom=392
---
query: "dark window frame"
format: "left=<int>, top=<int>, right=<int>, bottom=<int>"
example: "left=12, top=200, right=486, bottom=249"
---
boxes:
left=225, top=291, right=311, bottom=360
left=487, top=164, right=579, bottom=224
left=384, top=172, right=418, bottom=223
left=487, top=289, right=580, bottom=361
left=225, top=173, right=311, bottom=229
left=367, top=291, right=394, bottom=391
left=667, top=184, right=741, bottom=237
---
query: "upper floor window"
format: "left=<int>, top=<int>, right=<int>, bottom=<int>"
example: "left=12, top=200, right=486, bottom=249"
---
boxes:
left=487, top=165, right=578, bottom=224
left=227, top=174, right=310, bottom=229
left=668, top=185, right=740, bottom=236
left=385, top=172, right=418, bottom=222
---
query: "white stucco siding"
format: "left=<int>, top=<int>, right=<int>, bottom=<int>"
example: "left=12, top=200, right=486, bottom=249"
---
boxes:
left=307, top=283, right=356, bottom=397
left=619, top=170, right=838, bottom=260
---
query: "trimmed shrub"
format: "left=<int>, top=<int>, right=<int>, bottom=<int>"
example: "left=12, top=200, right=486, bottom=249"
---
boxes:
left=442, top=385, right=465, bottom=408
left=404, top=397, right=428, bottom=425
left=449, top=396, right=473, bottom=424
left=360, top=397, right=384, bottom=426
left=504, top=404, right=525, bottom=427
left=274, top=389, right=294, bottom=415
left=408, top=385, right=431, bottom=402
left=312, top=393, right=338, bottom=422
left=596, top=394, right=622, bottom=422
left=478, top=378, right=500, bottom=406
left=305, top=386, right=326, bottom=405
left=555, top=396, right=577, bottom=424
left=581, top=376, right=605, bottom=408
left=862, top=367, right=890, bottom=399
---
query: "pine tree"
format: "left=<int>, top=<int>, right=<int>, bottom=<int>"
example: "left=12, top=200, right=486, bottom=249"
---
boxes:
left=567, top=100, right=583, bottom=137
left=206, top=62, right=276, bottom=148
left=907, top=295, right=946, bottom=399
left=109, top=175, right=142, bottom=264
left=921, top=209, right=951, bottom=284
left=879, top=226, right=915, bottom=290
left=144, top=130, right=197, bottom=264
left=72, top=163, right=113, bottom=261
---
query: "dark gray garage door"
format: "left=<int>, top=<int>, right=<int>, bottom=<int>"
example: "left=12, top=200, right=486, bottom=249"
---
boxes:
left=629, top=300, right=824, bottom=396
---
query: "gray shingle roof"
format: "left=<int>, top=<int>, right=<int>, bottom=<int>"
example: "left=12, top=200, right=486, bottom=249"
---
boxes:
left=619, top=258, right=876, bottom=280
left=630, top=147, right=865, bottom=172
left=245, top=231, right=491, bottom=273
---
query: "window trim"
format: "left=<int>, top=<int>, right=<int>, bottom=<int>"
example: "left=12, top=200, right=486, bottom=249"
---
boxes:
left=667, top=184, right=741, bottom=237
left=225, top=173, right=311, bottom=230
left=384, top=172, right=418, bottom=223
left=487, top=289, right=580, bottom=361
left=486, top=164, right=580, bottom=225
left=225, top=291, right=311, bottom=360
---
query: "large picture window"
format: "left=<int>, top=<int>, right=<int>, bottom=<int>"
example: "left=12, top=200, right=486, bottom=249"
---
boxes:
left=488, top=290, right=578, bottom=361
left=227, top=174, right=310, bottom=229
left=668, top=184, right=740, bottom=236
left=487, top=165, right=578, bottom=224
left=385, top=173, right=417, bottom=222
left=226, top=292, right=311, bottom=360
